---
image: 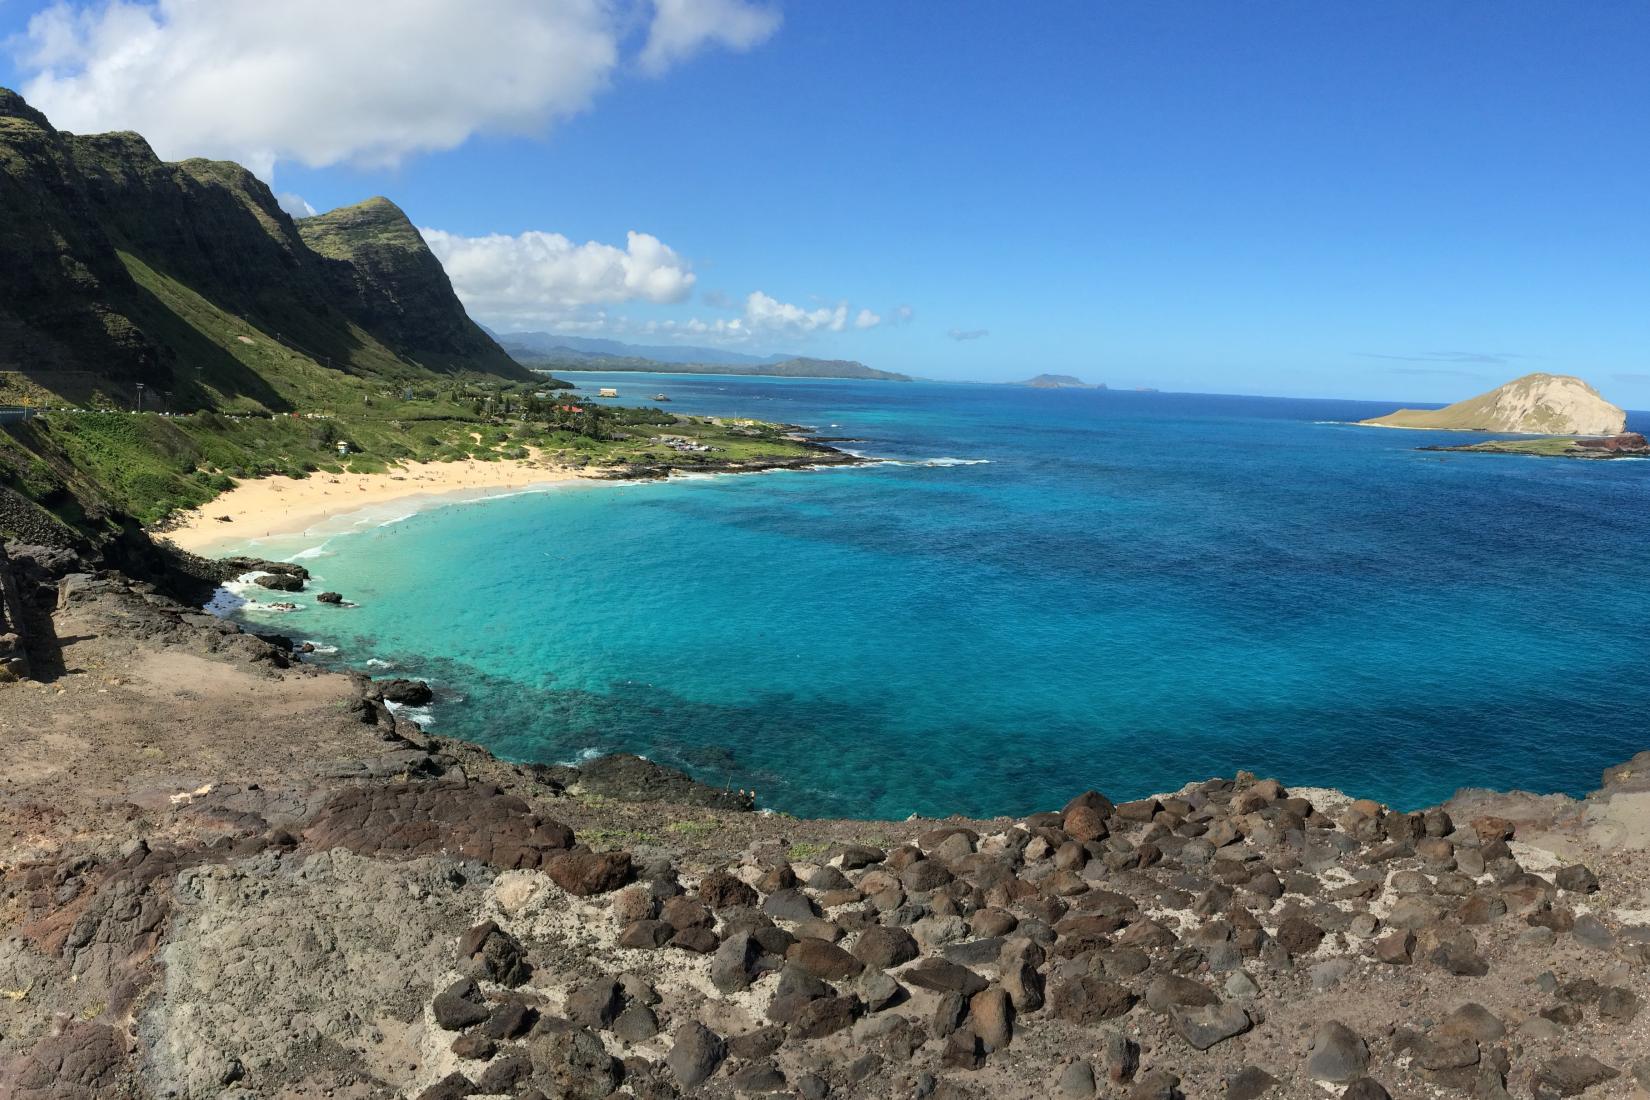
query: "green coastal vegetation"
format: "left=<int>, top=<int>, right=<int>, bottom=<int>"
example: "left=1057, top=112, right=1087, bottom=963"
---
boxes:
left=0, top=88, right=838, bottom=543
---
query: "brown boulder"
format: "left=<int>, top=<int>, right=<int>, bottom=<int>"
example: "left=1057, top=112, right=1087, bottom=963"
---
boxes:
left=548, top=851, right=633, bottom=896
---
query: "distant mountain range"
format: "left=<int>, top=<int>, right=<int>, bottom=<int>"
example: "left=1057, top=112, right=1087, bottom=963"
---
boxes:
left=492, top=330, right=912, bottom=381
left=489, top=331, right=794, bottom=367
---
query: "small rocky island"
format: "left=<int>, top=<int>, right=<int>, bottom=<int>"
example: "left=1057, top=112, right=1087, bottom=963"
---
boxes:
left=1018, top=374, right=1104, bottom=390
left=1422, top=431, right=1649, bottom=460
left=1360, top=373, right=1626, bottom=436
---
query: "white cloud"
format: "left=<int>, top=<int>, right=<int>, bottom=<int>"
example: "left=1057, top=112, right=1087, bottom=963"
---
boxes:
left=948, top=328, right=990, bottom=341
left=854, top=308, right=881, bottom=330
left=13, top=0, right=780, bottom=178
left=640, top=0, right=780, bottom=75
left=420, top=227, right=696, bottom=325
left=893, top=304, right=915, bottom=324
left=276, top=191, right=316, bottom=219
left=744, top=291, right=848, bottom=335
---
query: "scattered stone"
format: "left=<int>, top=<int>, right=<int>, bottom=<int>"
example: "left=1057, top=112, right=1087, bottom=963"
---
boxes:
left=1125, top=1068, right=1183, bottom=1100
left=1571, top=914, right=1615, bottom=950
left=968, top=987, right=1013, bottom=1050
left=532, top=1027, right=620, bottom=1100
left=416, top=1072, right=475, bottom=1100
left=1050, top=977, right=1136, bottom=1024
left=1276, top=915, right=1324, bottom=956
left=565, top=978, right=623, bottom=1031
left=667, top=1021, right=726, bottom=1089
left=1598, top=986, right=1640, bottom=1022
left=762, top=887, right=820, bottom=922
left=1340, top=1080, right=1391, bottom=1100
left=548, top=850, right=633, bottom=896
left=712, top=931, right=760, bottom=993
left=316, top=591, right=344, bottom=604
left=613, top=1004, right=659, bottom=1044
left=1145, top=974, right=1219, bottom=1014
left=1306, top=1021, right=1369, bottom=1084
left=1056, top=1059, right=1097, bottom=1098
left=1226, top=1065, right=1280, bottom=1100
left=788, top=937, right=864, bottom=980
left=700, top=869, right=759, bottom=909
left=1170, top=1001, right=1252, bottom=1051
left=457, top=921, right=529, bottom=987
left=1533, top=1055, right=1618, bottom=1096
left=1555, top=864, right=1600, bottom=893
left=433, top=978, right=490, bottom=1031
left=902, top=958, right=988, bottom=997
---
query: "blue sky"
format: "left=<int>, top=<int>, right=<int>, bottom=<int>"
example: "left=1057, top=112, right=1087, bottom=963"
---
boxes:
left=3, top=1, right=1647, bottom=404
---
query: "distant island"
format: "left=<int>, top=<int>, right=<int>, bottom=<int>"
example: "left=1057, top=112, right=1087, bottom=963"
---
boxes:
left=1016, top=374, right=1104, bottom=389
left=495, top=331, right=912, bottom=381
left=1358, top=372, right=1626, bottom=435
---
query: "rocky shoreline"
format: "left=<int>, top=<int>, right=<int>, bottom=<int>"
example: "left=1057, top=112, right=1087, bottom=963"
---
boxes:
left=1419, top=432, right=1650, bottom=461
left=2, top=544, right=1649, bottom=1099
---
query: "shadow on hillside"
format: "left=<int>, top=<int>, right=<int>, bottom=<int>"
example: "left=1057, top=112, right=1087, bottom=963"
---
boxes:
left=127, top=283, right=294, bottom=412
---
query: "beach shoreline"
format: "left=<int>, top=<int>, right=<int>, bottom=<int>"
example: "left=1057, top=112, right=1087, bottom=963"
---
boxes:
left=157, top=455, right=596, bottom=555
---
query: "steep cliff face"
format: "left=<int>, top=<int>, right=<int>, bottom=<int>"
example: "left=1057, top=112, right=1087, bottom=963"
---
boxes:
left=0, top=91, right=160, bottom=386
left=1360, top=373, right=1627, bottom=435
left=299, top=198, right=521, bottom=374
left=0, top=87, right=527, bottom=410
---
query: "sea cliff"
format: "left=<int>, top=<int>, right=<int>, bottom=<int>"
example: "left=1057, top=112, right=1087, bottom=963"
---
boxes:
left=2, top=542, right=1647, bottom=1099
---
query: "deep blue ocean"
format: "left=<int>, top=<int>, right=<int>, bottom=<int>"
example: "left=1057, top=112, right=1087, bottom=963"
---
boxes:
left=228, top=373, right=1650, bottom=819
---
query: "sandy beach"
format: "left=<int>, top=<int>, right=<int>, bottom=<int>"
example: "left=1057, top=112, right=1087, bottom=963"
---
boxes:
left=161, top=455, right=592, bottom=554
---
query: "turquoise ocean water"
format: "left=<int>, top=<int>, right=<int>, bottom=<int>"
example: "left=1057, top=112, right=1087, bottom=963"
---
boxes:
left=225, top=374, right=1650, bottom=819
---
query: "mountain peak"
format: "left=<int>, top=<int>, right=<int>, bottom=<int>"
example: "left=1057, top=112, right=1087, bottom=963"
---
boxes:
left=0, top=87, right=52, bottom=130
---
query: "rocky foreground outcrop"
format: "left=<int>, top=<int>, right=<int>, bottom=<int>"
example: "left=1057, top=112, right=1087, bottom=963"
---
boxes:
left=1360, top=373, right=1627, bottom=435
left=2, top=547, right=1648, bottom=1099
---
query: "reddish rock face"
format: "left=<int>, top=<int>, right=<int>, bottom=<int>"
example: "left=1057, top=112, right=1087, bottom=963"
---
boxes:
left=302, top=782, right=574, bottom=869
left=1574, top=432, right=1649, bottom=452
left=547, top=851, right=634, bottom=896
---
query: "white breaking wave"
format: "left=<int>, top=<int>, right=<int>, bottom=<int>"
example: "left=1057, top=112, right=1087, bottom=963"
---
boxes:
left=868, top=456, right=991, bottom=468
left=384, top=700, right=433, bottom=729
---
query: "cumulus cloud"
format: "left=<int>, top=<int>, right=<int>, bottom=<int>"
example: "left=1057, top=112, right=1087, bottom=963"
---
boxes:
left=12, top=0, right=781, bottom=178
left=948, top=328, right=990, bottom=341
left=640, top=0, right=780, bottom=75
left=625, top=291, right=883, bottom=344
left=420, top=227, right=696, bottom=325
left=745, top=291, right=848, bottom=334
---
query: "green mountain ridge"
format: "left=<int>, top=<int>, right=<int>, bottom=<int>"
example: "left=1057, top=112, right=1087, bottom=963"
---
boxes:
left=1, top=86, right=525, bottom=414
